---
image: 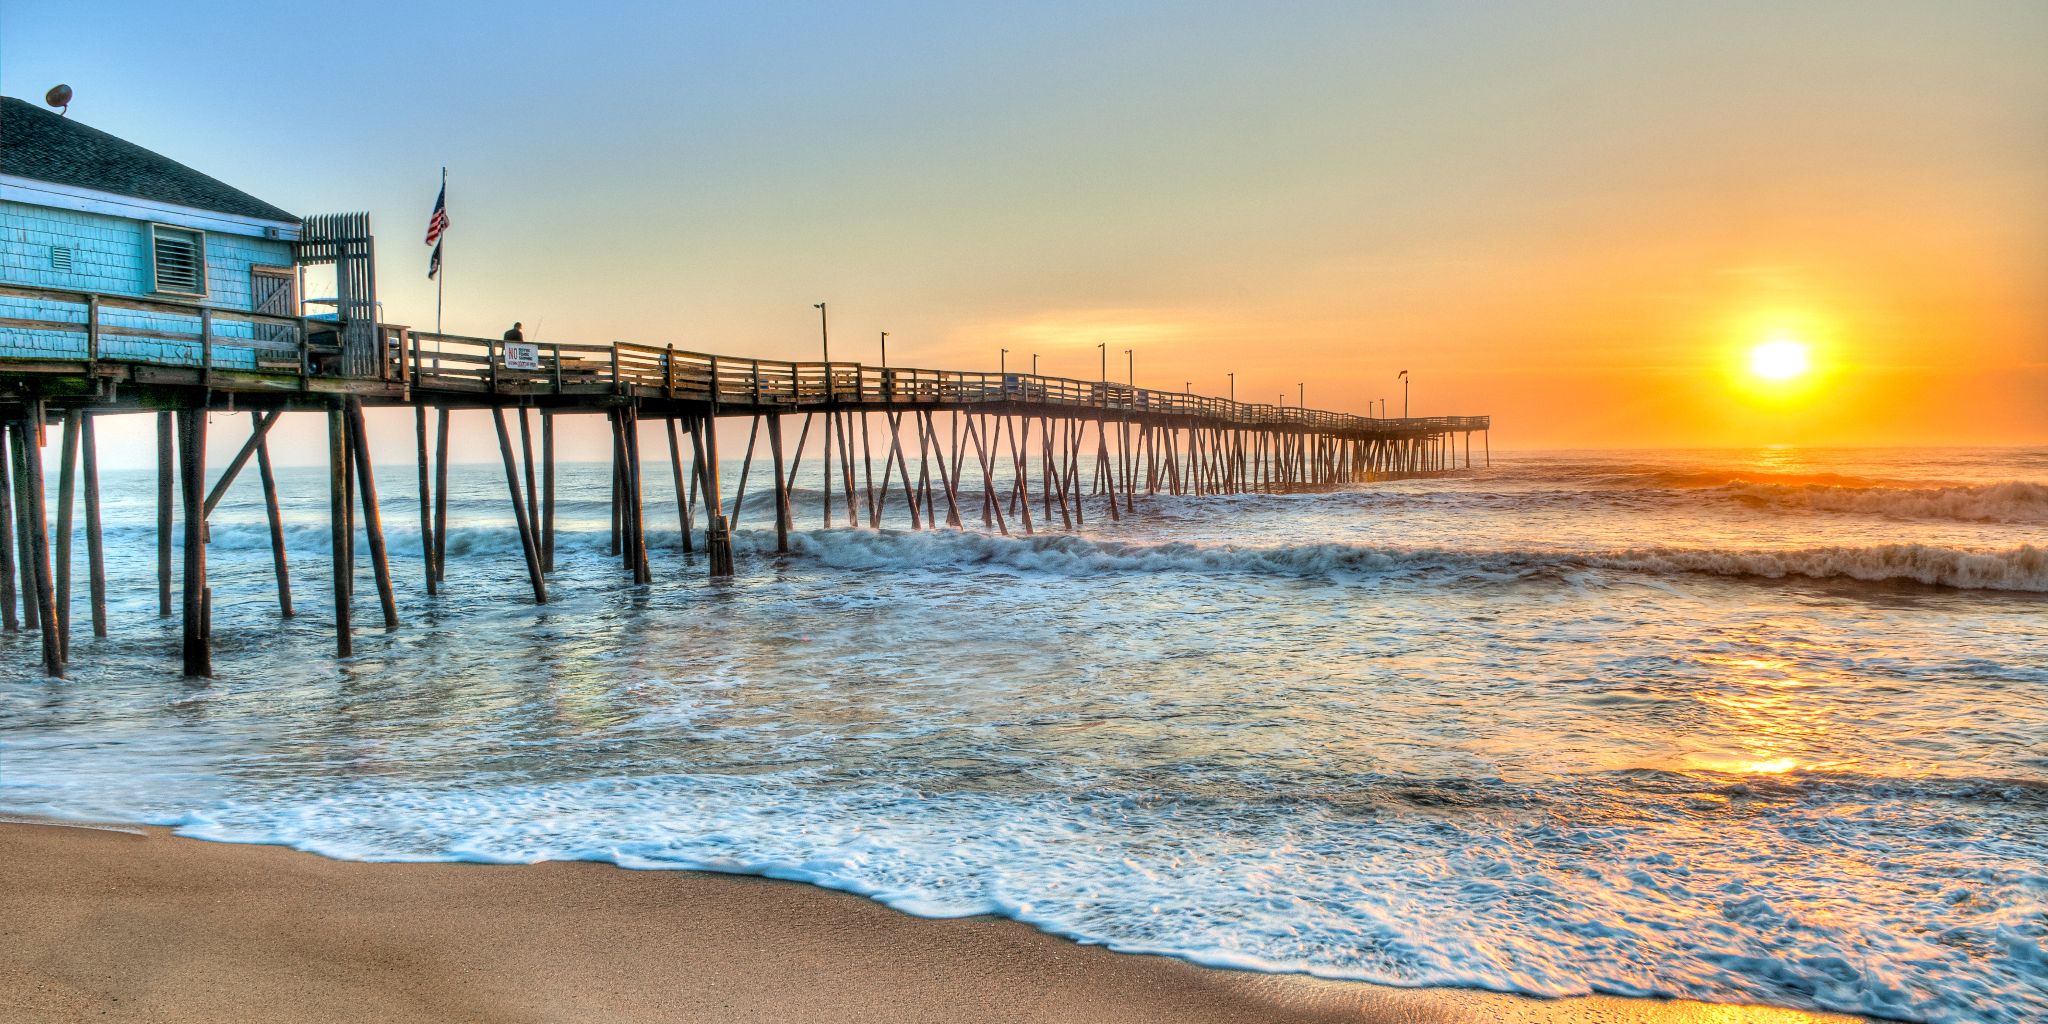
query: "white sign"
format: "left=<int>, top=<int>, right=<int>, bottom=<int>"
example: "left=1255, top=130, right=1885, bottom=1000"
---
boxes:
left=503, top=343, right=540, bottom=371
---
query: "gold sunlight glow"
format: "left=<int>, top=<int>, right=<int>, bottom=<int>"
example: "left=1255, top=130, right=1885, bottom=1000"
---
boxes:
left=1748, top=339, right=1810, bottom=381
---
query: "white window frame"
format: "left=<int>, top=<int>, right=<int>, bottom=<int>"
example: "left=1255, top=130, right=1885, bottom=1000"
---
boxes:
left=147, top=222, right=208, bottom=297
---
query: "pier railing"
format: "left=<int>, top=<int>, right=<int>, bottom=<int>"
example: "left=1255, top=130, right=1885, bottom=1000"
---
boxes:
left=0, top=283, right=1482, bottom=434
left=405, top=332, right=1488, bottom=435
left=0, top=285, right=396, bottom=385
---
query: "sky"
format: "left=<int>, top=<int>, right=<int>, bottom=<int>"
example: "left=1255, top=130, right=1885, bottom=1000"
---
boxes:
left=5, top=0, right=2045, bottom=466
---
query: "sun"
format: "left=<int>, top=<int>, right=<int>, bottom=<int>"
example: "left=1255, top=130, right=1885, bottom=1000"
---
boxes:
left=1749, top=339, right=1809, bottom=381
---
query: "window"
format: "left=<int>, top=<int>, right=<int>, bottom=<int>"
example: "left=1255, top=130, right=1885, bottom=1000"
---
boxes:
left=50, top=247, right=73, bottom=272
left=149, top=224, right=206, bottom=296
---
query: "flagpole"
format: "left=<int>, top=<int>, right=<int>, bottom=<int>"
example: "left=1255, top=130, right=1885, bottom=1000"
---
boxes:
left=436, top=167, right=445, bottom=337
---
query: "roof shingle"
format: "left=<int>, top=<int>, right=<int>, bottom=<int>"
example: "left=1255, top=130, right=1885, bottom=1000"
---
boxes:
left=1, top=96, right=298, bottom=225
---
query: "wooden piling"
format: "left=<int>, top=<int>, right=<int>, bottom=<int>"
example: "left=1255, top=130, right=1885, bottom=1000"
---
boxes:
left=55, top=410, right=77, bottom=660
left=860, top=411, right=876, bottom=528
left=702, top=415, right=733, bottom=577
left=345, top=399, right=399, bottom=631
left=176, top=406, right=208, bottom=677
left=327, top=403, right=352, bottom=656
left=610, top=410, right=630, bottom=574
left=730, top=414, right=760, bottom=533
left=0, top=422, right=16, bottom=632
left=8, top=425, right=36, bottom=633
left=783, top=413, right=813, bottom=540
left=519, top=407, right=541, bottom=558
left=434, top=408, right=451, bottom=585
left=609, top=410, right=623, bottom=558
left=492, top=407, right=548, bottom=603
left=255, top=427, right=292, bottom=619
left=415, top=406, right=436, bottom=596
left=157, top=410, right=172, bottom=618
left=542, top=411, right=556, bottom=573
left=767, top=414, right=790, bottom=551
left=820, top=404, right=833, bottom=528
left=16, top=411, right=61, bottom=677
left=81, top=414, right=106, bottom=638
left=679, top=415, right=704, bottom=552
left=838, top=410, right=860, bottom=527
left=623, top=407, right=650, bottom=584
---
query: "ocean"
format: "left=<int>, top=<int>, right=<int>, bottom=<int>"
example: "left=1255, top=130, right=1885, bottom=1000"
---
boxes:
left=3, top=436, right=2045, bottom=1024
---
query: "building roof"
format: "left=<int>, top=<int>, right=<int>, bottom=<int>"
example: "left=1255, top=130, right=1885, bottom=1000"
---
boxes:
left=1, top=96, right=297, bottom=225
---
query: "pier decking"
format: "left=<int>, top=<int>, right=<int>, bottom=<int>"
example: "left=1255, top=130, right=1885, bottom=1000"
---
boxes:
left=0, top=283, right=1489, bottom=679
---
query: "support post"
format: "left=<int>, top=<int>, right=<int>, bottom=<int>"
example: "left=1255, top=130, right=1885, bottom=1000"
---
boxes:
left=56, top=409, right=77, bottom=661
left=10, top=424, right=38, bottom=631
left=328, top=402, right=352, bottom=657
left=82, top=413, right=106, bottom=638
left=177, top=406, right=208, bottom=677
left=703, top=415, right=734, bottom=577
left=493, top=408, right=548, bottom=603
left=623, top=407, right=650, bottom=584
left=0, top=422, right=15, bottom=631
left=18, top=411, right=61, bottom=677
left=158, top=410, right=172, bottom=618
left=542, top=411, right=556, bottom=573
left=519, top=407, right=541, bottom=562
left=434, top=408, right=451, bottom=584
left=767, top=413, right=789, bottom=553
left=256, top=429, right=292, bottom=619
left=668, top=418, right=694, bottom=553
left=346, top=399, right=399, bottom=631
left=416, top=406, right=436, bottom=595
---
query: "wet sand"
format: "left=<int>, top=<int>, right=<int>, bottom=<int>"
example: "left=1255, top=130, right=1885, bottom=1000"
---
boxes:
left=1, top=819, right=1870, bottom=1024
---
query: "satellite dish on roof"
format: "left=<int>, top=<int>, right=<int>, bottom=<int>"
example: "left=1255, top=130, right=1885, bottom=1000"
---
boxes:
left=45, top=85, right=71, bottom=116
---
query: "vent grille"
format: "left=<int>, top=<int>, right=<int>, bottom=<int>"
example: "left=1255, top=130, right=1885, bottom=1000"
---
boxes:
left=153, top=229, right=204, bottom=294
left=50, top=247, right=73, bottom=273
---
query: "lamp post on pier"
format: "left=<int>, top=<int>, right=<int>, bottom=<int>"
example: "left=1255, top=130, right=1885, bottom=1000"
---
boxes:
left=880, top=331, right=888, bottom=367
left=1001, top=348, right=1008, bottom=375
left=1227, top=373, right=1234, bottom=402
left=813, top=303, right=829, bottom=364
left=1032, top=353, right=1039, bottom=375
left=1097, top=343, right=1106, bottom=381
left=1299, top=383, right=1304, bottom=407
left=1125, top=349, right=1133, bottom=386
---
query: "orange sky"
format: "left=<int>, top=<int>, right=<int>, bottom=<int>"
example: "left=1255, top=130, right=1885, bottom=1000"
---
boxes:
left=7, top=2, right=2045, bottom=462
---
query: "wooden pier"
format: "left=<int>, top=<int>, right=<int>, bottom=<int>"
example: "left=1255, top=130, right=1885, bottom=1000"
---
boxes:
left=0, top=282, right=1489, bottom=678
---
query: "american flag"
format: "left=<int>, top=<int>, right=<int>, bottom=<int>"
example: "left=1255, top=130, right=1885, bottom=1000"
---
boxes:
left=424, top=184, right=449, bottom=245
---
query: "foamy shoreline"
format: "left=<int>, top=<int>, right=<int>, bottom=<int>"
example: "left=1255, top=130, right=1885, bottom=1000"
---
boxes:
left=0, top=817, right=1874, bottom=1024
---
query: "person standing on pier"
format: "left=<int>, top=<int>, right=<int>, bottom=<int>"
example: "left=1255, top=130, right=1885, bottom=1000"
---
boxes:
left=504, top=322, right=524, bottom=342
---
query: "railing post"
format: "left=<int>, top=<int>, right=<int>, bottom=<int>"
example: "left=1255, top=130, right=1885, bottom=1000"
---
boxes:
left=554, top=344, right=564, bottom=393
left=489, top=339, right=499, bottom=393
left=709, top=355, right=719, bottom=411
left=666, top=343, right=675, bottom=399
left=753, top=359, right=761, bottom=405
left=298, top=317, right=311, bottom=390
left=84, top=294, right=99, bottom=363
left=611, top=344, right=622, bottom=395
left=199, top=306, right=213, bottom=388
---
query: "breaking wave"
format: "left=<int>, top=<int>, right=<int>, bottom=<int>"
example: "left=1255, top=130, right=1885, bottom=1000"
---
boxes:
left=1712, top=480, right=2048, bottom=524
left=167, top=522, right=2048, bottom=592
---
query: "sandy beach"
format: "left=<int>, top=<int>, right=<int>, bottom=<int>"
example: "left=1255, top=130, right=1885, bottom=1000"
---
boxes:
left=0, top=819, right=1873, bottom=1024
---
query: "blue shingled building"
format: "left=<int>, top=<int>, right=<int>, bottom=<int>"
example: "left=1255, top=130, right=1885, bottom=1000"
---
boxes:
left=1, top=96, right=304, bottom=368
